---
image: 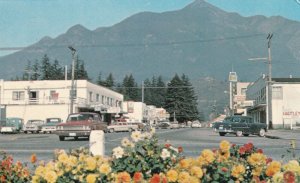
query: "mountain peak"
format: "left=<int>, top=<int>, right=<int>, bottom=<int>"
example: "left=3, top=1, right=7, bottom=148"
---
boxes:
left=66, top=24, right=90, bottom=34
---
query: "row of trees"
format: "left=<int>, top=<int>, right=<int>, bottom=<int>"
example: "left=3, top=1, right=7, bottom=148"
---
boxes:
left=14, top=55, right=200, bottom=122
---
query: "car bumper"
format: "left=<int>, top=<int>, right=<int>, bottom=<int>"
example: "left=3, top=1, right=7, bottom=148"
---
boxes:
left=55, top=130, right=91, bottom=137
left=1, top=127, right=16, bottom=133
left=214, top=128, right=234, bottom=133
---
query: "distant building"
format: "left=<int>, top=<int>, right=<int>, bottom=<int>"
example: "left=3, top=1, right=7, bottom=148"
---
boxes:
left=0, top=79, right=123, bottom=123
left=246, top=76, right=300, bottom=129
left=122, top=101, right=170, bottom=124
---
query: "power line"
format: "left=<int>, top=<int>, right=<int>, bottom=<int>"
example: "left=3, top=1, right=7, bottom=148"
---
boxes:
left=0, top=33, right=265, bottom=51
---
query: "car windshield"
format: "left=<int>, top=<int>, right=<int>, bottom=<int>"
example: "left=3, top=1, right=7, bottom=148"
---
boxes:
left=46, top=118, right=61, bottom=123
left=5, top=118, right=22, bottom=126
left=67, top=114, right=94, bottom=122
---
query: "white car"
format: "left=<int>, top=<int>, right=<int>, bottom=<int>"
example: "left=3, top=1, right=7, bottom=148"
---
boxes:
left=107, top=122, right=139, bottom=133
left=170, top=122, right=180, bottom=129
left=191, top=121, right=202, bottom=128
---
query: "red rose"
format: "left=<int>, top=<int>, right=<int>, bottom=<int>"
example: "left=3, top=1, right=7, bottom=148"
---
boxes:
left=239, top=146, right=246, bottom=155
left=256, top=149, right=263, bottom=154
left=165, top=144, right=171, bottom=148
left=283, top=171, right=296, bottom=183
left=178, top=146, right=183, bottom=153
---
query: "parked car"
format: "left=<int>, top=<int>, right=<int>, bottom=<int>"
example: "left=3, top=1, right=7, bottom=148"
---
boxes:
left=23, top=119, right=45, bottom=134
left=170, top=122, right=180, bottom=129
left=55, top=112, right=107, bottom=141
left=157, top=122, right=171, bottom=129
left=0, top=118, right=23, bottom=134
left=213, top=115, right=267, bottom=137
left=107, top=122, right=139, bottom=133
left=191, top=121, right=202, bottom=128
left=41, top=118, right=62, bottom=133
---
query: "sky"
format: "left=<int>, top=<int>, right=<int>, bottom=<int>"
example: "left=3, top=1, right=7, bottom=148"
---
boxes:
left=1, top=0, right=300, bottom=56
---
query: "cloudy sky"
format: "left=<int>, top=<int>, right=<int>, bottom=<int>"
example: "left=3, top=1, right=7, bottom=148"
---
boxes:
left=0, top=0, right=299, bottom=56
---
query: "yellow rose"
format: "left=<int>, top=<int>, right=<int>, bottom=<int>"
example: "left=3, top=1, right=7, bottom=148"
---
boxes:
left=266, top=161, right=281, bottom=177
left=179, top=158, right=192, bottom=169
left=69, top=155, right=78, bottom=166
left=167, top=169, right=178, bottom=182
left=34, top=166, right=45, bottom=177
left=219, top=140, right=230, bottom=152
left=99, top=163, right=111, bottom=175
left=116, top=172, right=131, bottom=183
left=247, top=153, right=266, bottom=167
left=86, top=157, right=97, bottom=171
left=217, top=150, right=230, bottom=162
left=200, top=149, right=215, bottom=164
left=272, top=172, right=284, bottom=183
left=31, top=175, right=40, bottom=183
left=86, top=174, right=98, bottom=183
left=189, top=176, right=200, bottom=183
left=283, top=160, right=300, bottom=175
left=190, top=166, right=203, bottom=178
left=178, top=171, right=190, bottom=183
left=58, top=153, right=69, bottom=164
left=231, top=164, right=245, bottom=179
left=252, top=166, right=263, bottom=176
left=44, top=170, right=58, bottom=183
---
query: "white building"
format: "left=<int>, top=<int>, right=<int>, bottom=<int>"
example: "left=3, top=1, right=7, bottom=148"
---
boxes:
left=121, top=101, right=170, bottom=124
left=246, top=76, right=300, bottom=129
left=0, top=79, right=123, bottom=123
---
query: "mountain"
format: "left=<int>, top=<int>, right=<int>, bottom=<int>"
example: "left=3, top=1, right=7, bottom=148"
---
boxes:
left=1, top=0, right=300, bottom=82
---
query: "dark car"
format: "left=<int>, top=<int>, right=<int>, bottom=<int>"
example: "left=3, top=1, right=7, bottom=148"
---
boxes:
left=157, top=122, right=171, bottom=129
left=213, top=115, right=267, bottom=137
left=55, top=112, right=107, bottom=141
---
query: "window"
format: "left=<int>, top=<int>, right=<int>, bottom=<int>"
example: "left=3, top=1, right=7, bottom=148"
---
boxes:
left=89, top=92, right=93, bottom=102
left=241, top=88, right=247, bottom=95
left=12, top=91, right=25, bottom=100
left=29, top=91, right=39, bottom=103
left=272, top=86, right=283, bottom=99
left=96, top=94, right=100, bottom=102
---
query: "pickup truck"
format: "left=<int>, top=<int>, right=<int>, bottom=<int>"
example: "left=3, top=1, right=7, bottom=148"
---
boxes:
left=41, top=118, right=62, bottom=133
left=23, top=119, right=45, bottom=134
left=55, top=112, right=107, bottom=141
left=213, top=115, right=267, bottom=137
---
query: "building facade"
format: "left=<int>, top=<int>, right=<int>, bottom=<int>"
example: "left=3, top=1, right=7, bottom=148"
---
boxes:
left=0, top=79, right=123, bottom=123
left=246, top=76, right=300, bottom=129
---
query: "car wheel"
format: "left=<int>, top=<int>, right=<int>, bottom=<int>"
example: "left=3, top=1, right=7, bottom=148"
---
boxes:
left=219, top=132, right=226, bottom=136
left=236, top=131, right=243, bottom=137
left=59, top=136, right=65, bottom=141
left=243, top=134, right=250, bottom=137
left=259, top=129, right=266, bottom=137
left=24, top=131, right=27, bottom=134
left=109, top=128, right=114, bottom=133
left=74, top=137, right=79, bottom=140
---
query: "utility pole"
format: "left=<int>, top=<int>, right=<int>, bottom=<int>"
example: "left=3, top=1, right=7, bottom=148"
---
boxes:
left=68, top=46, right=76, bottom=114
left=267, top=33, right=273, bottom=129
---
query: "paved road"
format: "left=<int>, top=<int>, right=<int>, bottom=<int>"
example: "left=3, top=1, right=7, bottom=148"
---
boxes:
left=0, top=128, right=299, bottom=164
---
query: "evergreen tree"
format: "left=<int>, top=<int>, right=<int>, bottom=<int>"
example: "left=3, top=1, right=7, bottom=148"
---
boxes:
left=22, top=60, right=32, bottom=80
left=96, top=72, right=107, bottom=86
left=181, top=74, right=199, bottom=121
left=52, top=59, right=64, bottom=80
left=121, top=74, right=139, bottom=101
left=164, top=74, right=185, bottom=122
left=40, top=55, right=52, bottom=80
left=31, top=60, right=41, bottom=80
left=105, top=73, right=115, bottom=89
left=143, top=78, right=152, bottom=105
left=154, top=76, right=166, bottom=107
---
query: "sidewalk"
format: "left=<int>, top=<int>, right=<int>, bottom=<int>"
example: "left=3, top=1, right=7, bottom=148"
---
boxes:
left=265, top=128, right=300, bottom=140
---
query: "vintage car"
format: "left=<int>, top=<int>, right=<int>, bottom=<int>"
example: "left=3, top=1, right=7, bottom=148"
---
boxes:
left=213, top=115, right=267, bottom=137
left=107, top=122, right=139, bottom=133
left=0, top=118, right=23, bottom=134
left=23, top=119, right=45, bottom=134
left=191, top=121, right=202, bottom=128
left=55, top=112, right=107, bottom=141
left=41, top=118, right=62, bottom=133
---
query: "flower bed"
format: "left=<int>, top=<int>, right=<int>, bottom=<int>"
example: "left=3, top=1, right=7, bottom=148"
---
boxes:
left=1, top=129, right=300, bottom=183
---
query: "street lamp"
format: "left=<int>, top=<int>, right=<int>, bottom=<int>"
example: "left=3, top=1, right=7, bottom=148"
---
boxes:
left=68, top=46, right=76, bottom=114
left=248, top=33, right=273, bottom=129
